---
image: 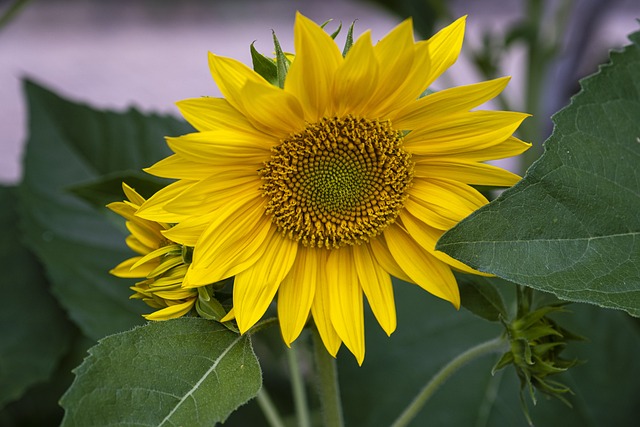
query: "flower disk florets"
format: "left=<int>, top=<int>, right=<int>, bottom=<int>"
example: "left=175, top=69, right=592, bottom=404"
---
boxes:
left=260, top=115, right=414, bottom=249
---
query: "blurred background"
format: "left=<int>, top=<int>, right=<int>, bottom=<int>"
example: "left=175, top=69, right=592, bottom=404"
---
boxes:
left=1, top=0, right=639, bottom=184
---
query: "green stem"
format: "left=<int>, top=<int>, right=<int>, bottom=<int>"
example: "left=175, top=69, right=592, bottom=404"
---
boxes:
left=312, top=327, right=344, bottom=427
left=256, top=388, right=286, bottom=427
left=287, top=343, right=312, bottom=427
left=390, top=336, right=507, bottom=427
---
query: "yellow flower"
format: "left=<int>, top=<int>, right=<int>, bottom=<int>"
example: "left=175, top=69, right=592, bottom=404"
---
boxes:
left=108, top=183, right=197, bottom=320
left=137, top=13, right=530, bottom=364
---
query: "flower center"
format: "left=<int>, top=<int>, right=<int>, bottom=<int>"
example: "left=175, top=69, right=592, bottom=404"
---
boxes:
left=260, top=115, right=414, bottom=248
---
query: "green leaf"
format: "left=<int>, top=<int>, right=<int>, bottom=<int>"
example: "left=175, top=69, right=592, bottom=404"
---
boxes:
left=338, top=280, right=640, bottom=426
left=0, top=186, right=73, bottom=409
left=60, top=318, right=262, bottom=426
left=457, top=275, right=509, bottom=322
left=250, top=42, right=278, bottom=86
left=437, top=31, right=640, bottom=316
left=18, top=79, right=193, bottom=339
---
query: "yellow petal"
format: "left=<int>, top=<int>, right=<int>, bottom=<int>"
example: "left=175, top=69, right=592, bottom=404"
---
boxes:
left=208, top=52, right=270, bottom=113
left=278, top=247, right=317, bottom=345
left=384, top=224, right=460, bottom=308
left=332, top=31, right=379, bottom=116
left=163, top=171, right=258, bottom=215
left=125, top=235, right=153, bottom=256
left=111, top=256, right=154, bottom=278
left=240, top=80, right=305, bottom=138
left=404, top=111, right=530, bottom=155
left=442, top=136, right=532, bottom=161
left=162, top=213, right=217, bottom=247
left=327, top=248, right=365, bottom=365
left=106, top=200, right=137, bottom=222
left=413, top=158, right=522, bottom=187
left=144, top=299, right=196, bottom=320
left=144, top=155, right=216, bottom=180
left=126, top=220, right=163, bottom=250
left=176, top=97, right=254, bottom=133
left=136, top=180, right=195, bottom=222
left=220, top=307, right=236, bottom=322
left=131, top=244, right=180, bottom=270
left=285, top=12, right=342, bottom=121
left=154, top=289, right=196, bottom=300
left=166, top=130, right=271, bottom=165
left=420, top=16, right=466, bottom=89
left=392, top=77, right=510, bottom=129
left=367, top=19, right=416, bottom=117
left=185, top=195, right=272, bottom=286
left=406, top=178, right=488, bottom=230
left=368, top=236, right=413, bottom=283
left=310, top=250, right=342, bottom=357
left=121, top=182, right=146, bottom=206
left=374, top=16, right=467, bottom=117
left=352, top=244, right=396, bottom=336
left=233, top=231, right=298, bottom=333
left=399, top=211, right=492, bottom=276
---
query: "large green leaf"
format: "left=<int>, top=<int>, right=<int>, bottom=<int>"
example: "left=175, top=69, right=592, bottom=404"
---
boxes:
left=0, top=186, right=73, bottom=409
left=437, top=31, right=640, bottom=316
left=338, top=279, right=640, bottom=426
left=60, top=318, right=262, bottom=426
left=18, top=80, right=193, bottom=339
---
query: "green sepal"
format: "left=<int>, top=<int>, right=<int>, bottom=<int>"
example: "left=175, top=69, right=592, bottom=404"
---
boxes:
left=195, top=285, right=239, bottom=333
left=491, top=351, right=514, bottom=375
left=250, top=42, right=278, bottom=86
left=342, top=20, right=356, bottom=57
left=181, top=245, right=193, bottom=264
left=195, top=293, right=227, bottom=321
left=516, top=324, right=563, bottom=342
left=325, top=20, right=342, bottom=39
left=272, top=30, right=290, bottom=89
left=512, top=304, right=567, bottom=331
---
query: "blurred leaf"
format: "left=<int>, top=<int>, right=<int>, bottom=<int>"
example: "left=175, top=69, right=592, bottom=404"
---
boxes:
left=18, top=79, right=193, bottom=340
left=438, top=31, right=640, bottom=317
left=457, top=275, right=509, bottom=322
left=0, top=333, right=93, bottom=427
left=0, top=186, right=73, bottom=409
left=68, top=170, right=170, bottom=210
left=60, top=318, right=261, bottom=426
left=338, top=279, right=640, bottom=426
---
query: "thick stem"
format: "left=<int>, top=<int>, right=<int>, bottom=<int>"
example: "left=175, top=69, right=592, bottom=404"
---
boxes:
left=287, top=344, right=312, bottom=427
left=256, top=388, right=286, bottom=427
left=390, top=336, right=508, bottom=427
left=312, top=327, right=344, bottom=427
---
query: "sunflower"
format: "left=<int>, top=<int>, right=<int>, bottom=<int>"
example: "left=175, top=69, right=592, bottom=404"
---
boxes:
left=108, top=183, right=197, bottom=320
left=136, top=13, right=529, bottom=364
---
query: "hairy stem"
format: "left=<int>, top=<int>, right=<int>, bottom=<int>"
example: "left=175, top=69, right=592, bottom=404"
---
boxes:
left=312, top=327, right=344, bottom=427
left=391, top=336, right=508, bottom=427
left=287, top=343, right=312, bottom=427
